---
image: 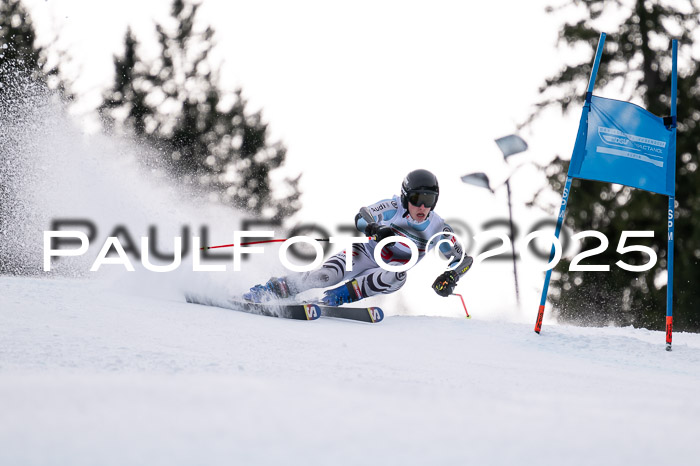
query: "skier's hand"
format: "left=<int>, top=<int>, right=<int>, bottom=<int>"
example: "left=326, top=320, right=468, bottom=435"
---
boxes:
left=365, top=222, right=393, bottom=241
left=432, top=270, right=458, bottom=297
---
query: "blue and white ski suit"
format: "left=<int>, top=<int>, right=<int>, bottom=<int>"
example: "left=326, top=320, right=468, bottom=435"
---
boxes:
left=285, top=195, right=472, bottom=299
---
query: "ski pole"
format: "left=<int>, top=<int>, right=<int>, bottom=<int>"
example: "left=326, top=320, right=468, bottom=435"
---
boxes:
left=453, top=293, right=470, bottom=319
left=200, top=238, right=331, bottom=250
left=201, top=232, right=381, bottom=250
left=201, top=206, right=382, bottom=250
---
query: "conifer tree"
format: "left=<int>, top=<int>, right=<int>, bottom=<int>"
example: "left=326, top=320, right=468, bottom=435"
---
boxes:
left=0, top=0, right=71, bottom=96
left=100, top=0, right=300, bottom=220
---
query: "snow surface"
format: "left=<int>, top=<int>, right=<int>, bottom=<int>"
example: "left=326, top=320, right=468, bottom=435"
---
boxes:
left=2, top=276, right=700, bottom=466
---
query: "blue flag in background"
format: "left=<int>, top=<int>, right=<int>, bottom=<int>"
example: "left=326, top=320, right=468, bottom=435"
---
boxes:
left=568, top=96, right=675, bottom=196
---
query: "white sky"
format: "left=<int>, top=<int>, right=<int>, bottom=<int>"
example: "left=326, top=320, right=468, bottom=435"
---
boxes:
left=22, top=0, right=617, bottom=313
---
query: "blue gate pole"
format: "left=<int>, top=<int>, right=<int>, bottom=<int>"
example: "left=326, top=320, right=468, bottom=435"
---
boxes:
left=667, top=196, right=675, bottom=351
left=666, top=39, right=678, bottom=351
left=535, top=32, right=606, bottom=334
left=535, top=176, right=572, bottom=333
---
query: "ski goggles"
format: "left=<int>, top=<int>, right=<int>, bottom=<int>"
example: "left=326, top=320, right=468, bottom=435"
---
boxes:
left=407, top=191, right=437, bottom=208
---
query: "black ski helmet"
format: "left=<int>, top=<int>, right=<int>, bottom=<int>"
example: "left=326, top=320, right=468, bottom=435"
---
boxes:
left=400, top=169, right=439, bottom=209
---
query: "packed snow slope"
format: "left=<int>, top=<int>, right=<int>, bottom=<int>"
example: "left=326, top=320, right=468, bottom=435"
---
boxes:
left=1, top=276, right=699, bottom=466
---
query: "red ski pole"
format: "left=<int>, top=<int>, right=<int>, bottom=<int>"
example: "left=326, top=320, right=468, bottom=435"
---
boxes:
left=453, top=293, right=470, bottom=319
left=200, top=238, right=332, bottom=250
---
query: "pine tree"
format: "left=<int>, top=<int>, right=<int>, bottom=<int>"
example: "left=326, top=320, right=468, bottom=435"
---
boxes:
left=528, top=1, right=700, bottom=330
left=99, top=0, right=301, bottom=220
left=99, top=28, right=151, bottom=137
left=0, top=0, right=42, bottom=84
left=0, top=0, right=71, bottom=96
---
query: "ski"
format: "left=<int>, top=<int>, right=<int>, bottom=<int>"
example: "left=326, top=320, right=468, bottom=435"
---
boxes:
left=317, top=305, right=384, bottom=323
left=184, top=292, right=383, bottom=323
left=184, top=293, right=320, bottom=321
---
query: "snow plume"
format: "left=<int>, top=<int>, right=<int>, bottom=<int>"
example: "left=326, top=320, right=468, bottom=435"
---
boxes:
left=0, top=64, right=280, bottom=299
left=0, top=65, right=54, bottom=276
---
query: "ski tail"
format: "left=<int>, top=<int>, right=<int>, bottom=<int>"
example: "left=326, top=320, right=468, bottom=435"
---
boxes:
left=185, top=293, right=320, bottom=321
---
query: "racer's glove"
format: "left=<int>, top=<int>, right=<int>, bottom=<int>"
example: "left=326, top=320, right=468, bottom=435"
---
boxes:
left=365, top=222, right=394, bottom=241
left=432, top=270, right=459, bottom=297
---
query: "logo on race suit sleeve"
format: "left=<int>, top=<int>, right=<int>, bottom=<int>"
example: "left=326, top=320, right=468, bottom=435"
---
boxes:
left=371, top=202, right=393, bottom=214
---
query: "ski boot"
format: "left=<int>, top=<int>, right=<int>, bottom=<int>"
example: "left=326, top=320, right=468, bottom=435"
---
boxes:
left=321, top=279, right=362, bottom=306
left=243, top=277, right=292, bottom=303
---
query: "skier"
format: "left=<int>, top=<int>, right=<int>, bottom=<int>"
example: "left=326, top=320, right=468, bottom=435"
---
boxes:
left=243, top=169, right=473, bottom=306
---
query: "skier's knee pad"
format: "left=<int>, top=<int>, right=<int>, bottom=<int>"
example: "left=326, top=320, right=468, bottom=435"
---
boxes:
left=286, top=265, right=344, bottom=294
left=390, top=271, right=407, bottom=292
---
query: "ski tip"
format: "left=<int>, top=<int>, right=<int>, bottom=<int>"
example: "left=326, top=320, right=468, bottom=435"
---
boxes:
left=304, top=304, right=322, bottom=320
left=367, top=306, right=384, bottom=323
